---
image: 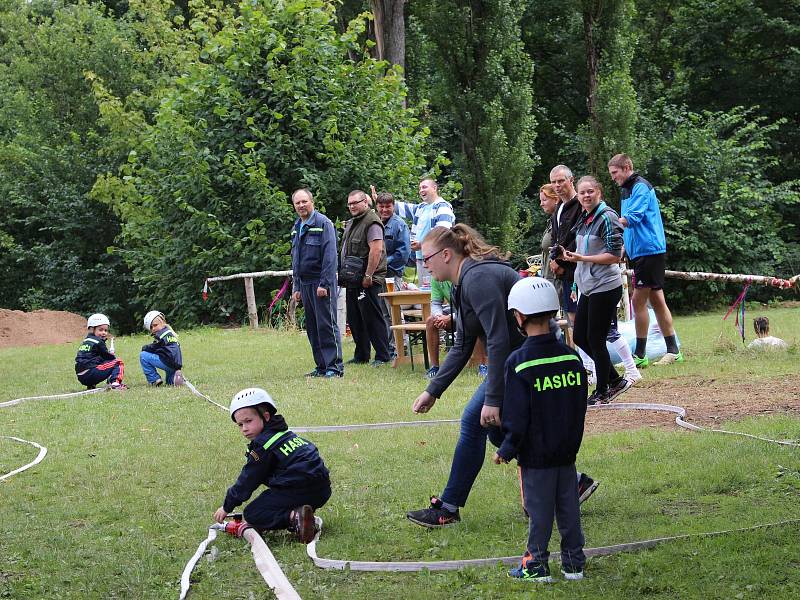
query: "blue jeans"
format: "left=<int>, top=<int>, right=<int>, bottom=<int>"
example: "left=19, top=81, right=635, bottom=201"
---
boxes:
left=139, top=351, right=176, bottom=385
left=440, top=380, right=504, bottom=508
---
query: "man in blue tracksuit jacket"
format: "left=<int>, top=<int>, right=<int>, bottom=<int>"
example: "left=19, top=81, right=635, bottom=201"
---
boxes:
left=608, top=153, right=683, bottom=366
left=290, top=188, right=343, bottom=378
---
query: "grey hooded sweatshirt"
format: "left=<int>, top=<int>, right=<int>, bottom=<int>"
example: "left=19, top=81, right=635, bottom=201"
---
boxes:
left=573, top=201, right=624, bottom=295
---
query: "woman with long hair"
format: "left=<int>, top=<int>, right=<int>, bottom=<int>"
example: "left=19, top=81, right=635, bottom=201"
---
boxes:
left=563, top=176, right=631, bottom=404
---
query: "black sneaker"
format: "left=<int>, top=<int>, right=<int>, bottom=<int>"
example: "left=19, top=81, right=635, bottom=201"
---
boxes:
left=370, top=359, right=390, bottom=367
left=605, top=377, right=631, bottom=402
left=345, top=358, right=368, bottom=365
left=305, top=369, right=322, bottom=377
left=586, top=390, right=605, bottom=406
left=578, top=473, right=600, bottom=504
left=406, top=496, right=460, bottom=528
left=508, top=560, right=552, bottom=582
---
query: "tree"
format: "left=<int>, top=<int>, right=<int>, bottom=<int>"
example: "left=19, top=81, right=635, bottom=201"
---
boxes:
left=370, top=0, right=406, bottom=70
left=639, top=103, right=800, bottom=308
left=93, top=0, right=434, bottom=326
left=415, top=0, right=537, bottom=251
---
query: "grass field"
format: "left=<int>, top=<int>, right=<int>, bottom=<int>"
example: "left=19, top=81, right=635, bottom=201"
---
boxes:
left=1, top=305, right=798, bottom=599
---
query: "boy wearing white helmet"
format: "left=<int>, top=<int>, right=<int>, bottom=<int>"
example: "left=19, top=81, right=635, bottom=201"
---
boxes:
left=75, top=313, right=126, bottom=390
left=494, top=277, right=587, bottom=582
left=213, top=388, right=331, bottom=543
left=139, top=311, right=184, bottom=386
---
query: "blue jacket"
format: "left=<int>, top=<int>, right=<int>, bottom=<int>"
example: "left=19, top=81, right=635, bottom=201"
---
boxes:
left=75, top=334, right=116, bottom=372
left=619, top=173, right=667, bottom=259
left=290, top=210, right=338, bottom=291
left=382, top=214, right=410, bottom=277
left=223, top=415, right=330, bottom=513
left=141, top=326, right=183, bottom=371
left=497, top=333, right=587, bottom=469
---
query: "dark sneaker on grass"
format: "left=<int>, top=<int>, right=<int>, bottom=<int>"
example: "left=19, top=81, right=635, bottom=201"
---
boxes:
left=150, top=378, right=163, bottom=387
left=305, top=369, right=322, bottom=377
left=289, top=505, right=316, bottom=544
left=370, top=359, right=390, bottom=367
left=321, top=369, right=343, bottom=378
left=578, top=473, right=600, bottom=504
left=406, top=496, right=460, bottom=528
left=561, top=564, right=584, bottom=580
left=605, top=377, right=632, bottom=402
left=425, top=366, right=440, bottom=380
left=508, top=560, right=552, bottom=582
left=586, top=390, right=606, bottom=406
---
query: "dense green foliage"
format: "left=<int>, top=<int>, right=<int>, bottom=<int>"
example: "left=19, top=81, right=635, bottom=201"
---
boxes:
left=0, top=0, right=798, bottom=322
left=92, top=0, right=432, bottom=326
left=414, top=0, right=537, bottom=251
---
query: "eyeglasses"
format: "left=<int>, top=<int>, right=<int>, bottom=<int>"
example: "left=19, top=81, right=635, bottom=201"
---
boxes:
left=347, top=198, right=366, bottom=207
left=422, top=248, right=445, bottom=265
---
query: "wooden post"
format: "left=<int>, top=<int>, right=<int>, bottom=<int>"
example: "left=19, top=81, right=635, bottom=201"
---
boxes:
left=621, top=265, right=632, bottom=321
left=244, top=277, right=259, bottom=329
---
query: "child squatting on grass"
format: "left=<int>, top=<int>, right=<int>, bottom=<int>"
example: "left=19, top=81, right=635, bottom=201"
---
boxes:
left=139, top=310, right=184, bottom=386
left=494, top=277, right=587, bottom=582
left=74, top=313, right=126, bottom=390
left=213, top=388, right=332, bottom=543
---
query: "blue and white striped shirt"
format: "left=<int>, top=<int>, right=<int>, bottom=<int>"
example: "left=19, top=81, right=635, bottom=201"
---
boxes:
left=394, top=197, right=455, bottom=259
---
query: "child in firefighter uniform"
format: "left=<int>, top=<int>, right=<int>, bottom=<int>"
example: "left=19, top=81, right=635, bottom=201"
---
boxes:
left=139, top=310, right=184, bottom=386
left=213, top=388, right=332, bottom=543
left=74, top=313, right=126, bottom=389
left=494, top=277, right=588, bottom=582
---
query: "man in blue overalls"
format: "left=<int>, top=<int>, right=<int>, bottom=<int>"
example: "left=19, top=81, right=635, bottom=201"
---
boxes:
left=290, top=188, right=344, bottom=378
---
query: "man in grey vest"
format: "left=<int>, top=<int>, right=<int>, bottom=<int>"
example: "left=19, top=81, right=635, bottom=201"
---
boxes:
left=341, top=190, right=391, bottom=365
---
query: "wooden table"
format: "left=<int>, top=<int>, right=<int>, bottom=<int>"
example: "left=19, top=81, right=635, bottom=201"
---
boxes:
left=379, top=289, right=432, bottom=367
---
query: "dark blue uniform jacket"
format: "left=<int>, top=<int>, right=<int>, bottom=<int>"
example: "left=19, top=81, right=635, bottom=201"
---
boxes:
left=141, top=326, right=183, bottom=370
left=223, top=415, right=330, bottom=513
left=290, top=209, right=338, bottom=291
left=75, top=334, right=116, bottom=373
left=497, top=333, right=588, bottom=469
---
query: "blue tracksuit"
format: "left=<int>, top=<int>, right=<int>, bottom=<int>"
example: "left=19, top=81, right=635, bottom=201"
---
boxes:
left=223, top=415, right=331, bottom=530
left=290, top=209, right=343, bottom=375
left=619, top=173, right=667, bottom=259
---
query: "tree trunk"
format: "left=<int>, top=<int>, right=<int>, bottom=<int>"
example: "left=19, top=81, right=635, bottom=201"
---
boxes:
left=583, top=3, right=601, bottom=172
left=371, top=0, right=406, bottom=71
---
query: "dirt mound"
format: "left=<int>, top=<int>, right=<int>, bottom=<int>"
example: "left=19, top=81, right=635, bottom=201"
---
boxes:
left=0, top=309, right=87, bottom=348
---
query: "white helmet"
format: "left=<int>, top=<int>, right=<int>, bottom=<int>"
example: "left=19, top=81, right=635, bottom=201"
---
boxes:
left=87, top=313, right=110, bottom=328
left=507, top=277, right=560, bottom=315
left=144, top=310, right=165, bottom=330
left=229, top=387, right=277, bottom=421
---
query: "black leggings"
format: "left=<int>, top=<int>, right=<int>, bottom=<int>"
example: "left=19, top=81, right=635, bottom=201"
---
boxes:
left=573, top=286, right=623, bottom=394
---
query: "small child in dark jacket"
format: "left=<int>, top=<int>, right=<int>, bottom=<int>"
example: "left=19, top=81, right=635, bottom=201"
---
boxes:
left=213, top=388, right=332, bottom=543
left=140, top=310, right=183, bottom=386
left=494, top=277, right=588, bottom=582
left=75, top=313, right=126, bottom=390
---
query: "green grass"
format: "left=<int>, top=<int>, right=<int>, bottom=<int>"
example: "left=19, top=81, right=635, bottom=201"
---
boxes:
left=1, top=306, right=798, bottom=599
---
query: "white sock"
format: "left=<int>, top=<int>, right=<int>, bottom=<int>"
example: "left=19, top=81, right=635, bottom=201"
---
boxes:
left=577, top=346, right=595, bottom=374
left=612, top=337, right=639, bottom=378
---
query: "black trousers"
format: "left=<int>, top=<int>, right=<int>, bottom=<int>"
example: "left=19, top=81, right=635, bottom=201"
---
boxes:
left=243, top=482, right=332, bottom=531
left=573, top=285, right=623, bottom=394
left=346, top=284, right=391, bottom=362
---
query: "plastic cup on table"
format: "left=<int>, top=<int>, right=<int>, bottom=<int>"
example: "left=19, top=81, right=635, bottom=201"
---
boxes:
left=421, top=275, right=431, bottom=290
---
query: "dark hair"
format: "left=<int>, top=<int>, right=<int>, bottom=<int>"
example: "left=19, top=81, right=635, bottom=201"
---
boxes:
left=576, top=175, right=604, bottom=196
left=376, top=191, right=395, bottom=204
left=753, top=316, right=770, bottom=336
left=424, top=223, right=508, bottom=261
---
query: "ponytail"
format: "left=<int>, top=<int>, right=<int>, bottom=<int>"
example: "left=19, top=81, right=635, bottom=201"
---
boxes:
left=753, top=316, right=769, bottom=336
left=424, top=224, right=508, bottom=261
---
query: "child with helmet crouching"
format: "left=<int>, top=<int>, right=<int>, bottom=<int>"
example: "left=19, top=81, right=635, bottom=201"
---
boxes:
left=140, top=310, right=184, bottom=386
left=213, top=388, right=332, bottom=543
left=494, top=277, right=587, bottom=582
left=75, top=313, right=126, bottom=390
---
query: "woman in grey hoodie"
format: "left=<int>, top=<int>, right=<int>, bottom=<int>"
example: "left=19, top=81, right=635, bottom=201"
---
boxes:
left=563, top=176, right=629, bottom=405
